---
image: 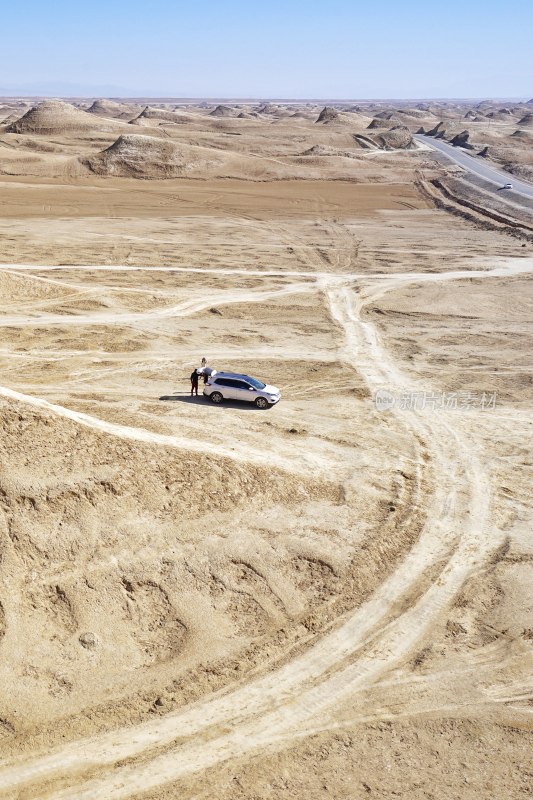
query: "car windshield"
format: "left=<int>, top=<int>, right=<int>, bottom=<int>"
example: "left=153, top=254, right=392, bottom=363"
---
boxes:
left=246, top=376, right=266, bottom=390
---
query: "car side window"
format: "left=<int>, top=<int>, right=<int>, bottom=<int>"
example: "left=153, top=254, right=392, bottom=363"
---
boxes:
left=214, top=378, right=254, bottom=389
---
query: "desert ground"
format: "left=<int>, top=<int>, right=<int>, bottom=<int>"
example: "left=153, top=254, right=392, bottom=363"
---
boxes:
left=0, top=97, right=531, bottom=799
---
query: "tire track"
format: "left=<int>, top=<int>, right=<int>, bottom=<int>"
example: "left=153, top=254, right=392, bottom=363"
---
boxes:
left=0, top=261, right=524, bottom=798
left=0, top=384, right=322, bottom=476
left=0, top=281, right=316, bottom=328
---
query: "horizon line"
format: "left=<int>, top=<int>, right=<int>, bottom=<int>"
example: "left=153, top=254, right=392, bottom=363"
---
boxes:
left=1, top=94, right=531, bottom=103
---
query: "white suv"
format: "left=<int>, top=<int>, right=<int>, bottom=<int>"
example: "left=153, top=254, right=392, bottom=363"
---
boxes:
left=203, top=371, right=281, bottom=409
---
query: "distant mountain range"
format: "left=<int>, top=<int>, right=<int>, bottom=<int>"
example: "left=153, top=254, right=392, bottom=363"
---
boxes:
left=0, top=82, right=531, bottom=102
left=0, top=81, right=136, bottom=97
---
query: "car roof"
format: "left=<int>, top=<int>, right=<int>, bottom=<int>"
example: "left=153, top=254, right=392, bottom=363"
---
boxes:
left=214, top=371, right=253, bottom=380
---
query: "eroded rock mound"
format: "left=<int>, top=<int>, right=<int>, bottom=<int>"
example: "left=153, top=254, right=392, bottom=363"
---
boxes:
left=83, top=134, right=201, bottom=178
left=86, top=99, right=138, bottom=119
left=374, top=110, right=402, bottom=123
left=517, top=113, right=533, bottom=128
left=316, top=106, right=339, bottom=124
left=257, top=104, right=281, bottom=115
left=370, top=125, right=414, bottom=150
left=486, top=108, right=514, bottom=119
left=396, top=108, right=428, bottom=119
left=426, top=121, right=448, bottom=138
left=1, top=112, right=23, bottom=127
left=6, top=100, right=120, bottom=135
left=209, top=105, right=236, bottom=117
left=129, top=106, right=199, bottom=126
left=450, top=130, right=475, bottom=149
left=367, top=117, right=395, bottom=130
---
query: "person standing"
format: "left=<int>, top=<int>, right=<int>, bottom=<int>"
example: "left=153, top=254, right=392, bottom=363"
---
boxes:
left=190, top=368, right=199, bottom=397
left=199, top=357, right=213, bottom=384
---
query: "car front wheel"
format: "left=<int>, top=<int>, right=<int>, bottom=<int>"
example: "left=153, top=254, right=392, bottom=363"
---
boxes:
left=255, top=396, right=269, bottom=409
left=210, top=392, right=223, bottom=404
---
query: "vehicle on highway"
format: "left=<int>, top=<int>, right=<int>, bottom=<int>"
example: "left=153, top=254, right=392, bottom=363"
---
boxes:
left=203, top=371, right=281, bottom=408
left=502, top=183, right=513, bottom=190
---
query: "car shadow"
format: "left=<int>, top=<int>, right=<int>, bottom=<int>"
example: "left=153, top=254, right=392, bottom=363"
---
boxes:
left=159, top=393, right=261, bottom=410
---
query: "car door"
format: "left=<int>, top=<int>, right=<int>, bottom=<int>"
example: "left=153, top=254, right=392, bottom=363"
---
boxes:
left=231, top=379, right=255, bottom=403
left=214, top=378, right=237, bottom=399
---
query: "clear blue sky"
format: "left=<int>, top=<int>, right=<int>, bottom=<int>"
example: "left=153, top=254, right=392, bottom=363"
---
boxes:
left=1, top=0, right=531, bottom=98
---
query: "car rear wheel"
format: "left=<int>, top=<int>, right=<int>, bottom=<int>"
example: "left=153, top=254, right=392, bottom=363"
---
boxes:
left=255, top=396, right=269, bottom=409
left=210, top=391, right=223, bottom=404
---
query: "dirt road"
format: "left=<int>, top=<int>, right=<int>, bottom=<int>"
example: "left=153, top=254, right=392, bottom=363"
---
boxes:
left=0, top=258, right=531, bottom=799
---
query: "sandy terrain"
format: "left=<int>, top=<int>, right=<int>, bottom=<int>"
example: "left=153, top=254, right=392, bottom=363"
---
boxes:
left=0, top=98, right=531, bottom=800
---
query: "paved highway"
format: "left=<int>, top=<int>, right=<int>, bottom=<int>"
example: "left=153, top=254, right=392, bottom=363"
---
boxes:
left=415, top=134, right=533, bottom=200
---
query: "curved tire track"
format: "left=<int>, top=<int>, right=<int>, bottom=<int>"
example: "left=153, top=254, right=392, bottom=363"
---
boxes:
left=0, top=261, right=531, bottom=798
